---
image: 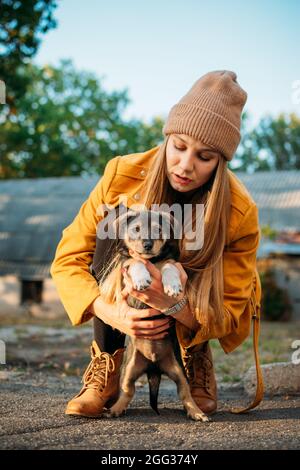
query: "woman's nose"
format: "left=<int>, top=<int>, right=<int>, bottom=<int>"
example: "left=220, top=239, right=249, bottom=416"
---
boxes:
left=178, top=151, right=194, bottom=172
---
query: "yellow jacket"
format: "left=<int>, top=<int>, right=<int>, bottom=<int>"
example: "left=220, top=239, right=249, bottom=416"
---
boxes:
left=50, top=145, right=262, bottom=354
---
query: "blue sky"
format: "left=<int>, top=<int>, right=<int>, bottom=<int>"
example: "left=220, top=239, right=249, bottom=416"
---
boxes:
left=35, top=0, right=300, bottom=127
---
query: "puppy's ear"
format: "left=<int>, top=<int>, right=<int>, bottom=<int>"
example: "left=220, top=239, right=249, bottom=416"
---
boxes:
left=112, top=209, right=138, bottom=239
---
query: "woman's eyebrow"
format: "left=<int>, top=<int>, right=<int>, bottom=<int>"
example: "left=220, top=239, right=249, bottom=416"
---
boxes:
left=202, top=149, right=219, bottom=156
left=174, top=136, right=218, bottom=154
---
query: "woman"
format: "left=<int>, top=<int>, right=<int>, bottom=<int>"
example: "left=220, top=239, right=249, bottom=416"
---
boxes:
left=50, top=70, right=262, bottom=418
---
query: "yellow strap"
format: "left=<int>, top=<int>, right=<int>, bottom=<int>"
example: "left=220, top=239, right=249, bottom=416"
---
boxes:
left=230, top=278, right=264, bottom=414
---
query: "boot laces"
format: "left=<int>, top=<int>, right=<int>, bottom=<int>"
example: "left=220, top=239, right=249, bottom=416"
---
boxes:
left=184, top=349, right=212, bottom=390
left=82, top=352, right=116, bottom=392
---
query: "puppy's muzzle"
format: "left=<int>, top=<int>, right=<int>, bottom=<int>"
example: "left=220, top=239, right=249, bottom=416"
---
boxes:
left=142, top=240, right=153, bottom=252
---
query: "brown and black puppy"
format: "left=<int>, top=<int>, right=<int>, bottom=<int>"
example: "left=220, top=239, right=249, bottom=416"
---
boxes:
left=98, top=208, right=209, bottom=422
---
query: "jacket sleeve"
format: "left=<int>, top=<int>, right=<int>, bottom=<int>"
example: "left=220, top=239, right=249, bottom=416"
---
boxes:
left=176, top=202, right=260, bottom=349
left=50, top=156, right=120, bottom=326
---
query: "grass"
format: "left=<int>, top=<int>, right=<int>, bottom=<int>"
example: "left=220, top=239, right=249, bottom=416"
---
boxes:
left=210, top=320, right=300, bottom=383
left=0, top=313, right=88, bottom=329
left=1, top=310, right=299, bottom=384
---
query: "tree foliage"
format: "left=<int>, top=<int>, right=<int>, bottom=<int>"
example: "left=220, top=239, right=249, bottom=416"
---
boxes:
left=0, top=60, right=164, bottom=178
left=1, top=0, right=299, bottom=180
left=0, top=0, right=57, bottom=111
left=232, top=111, right=300, bottom=172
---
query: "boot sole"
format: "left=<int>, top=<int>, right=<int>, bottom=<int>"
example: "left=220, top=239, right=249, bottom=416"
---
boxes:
left=64, top=396, right=118, bottom=418
left=205, top=408, right=217, bottom=416
left=65, top=410, right=103, bottom=418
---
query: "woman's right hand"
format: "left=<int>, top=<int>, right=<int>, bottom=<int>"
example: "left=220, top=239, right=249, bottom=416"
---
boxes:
left=113, top=296, right=173, bottom=340
left=91, top=295, right=173, bottom=340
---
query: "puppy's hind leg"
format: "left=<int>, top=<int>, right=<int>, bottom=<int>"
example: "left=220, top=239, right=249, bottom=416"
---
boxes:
left=159, top=355, right=209, bottom=422
left=104, top=350, right=148, bottom=418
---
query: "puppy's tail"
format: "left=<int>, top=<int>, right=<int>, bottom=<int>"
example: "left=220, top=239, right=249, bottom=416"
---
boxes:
left=147, top=363, right=162, bottom=415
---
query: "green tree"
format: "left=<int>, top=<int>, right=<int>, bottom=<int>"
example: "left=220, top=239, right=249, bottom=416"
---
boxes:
left=234, top=112, right=300, bottom=171
left=0, top=0, right=57, bottom=111
left=0, top=60, right=164, bottom=178
left=229, top=111, right=254, bottom=172
left=252, top=113, right=300, bottom=170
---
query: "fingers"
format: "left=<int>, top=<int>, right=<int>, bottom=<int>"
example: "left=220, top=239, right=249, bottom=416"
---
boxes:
left=134, top=323, right=171, bottom=339
left=134, top=323, right=170, bottom=337
left=122, top=268, right=132, bottom=286
left=129, top=308, right=162, bottom=320
left=133, top=317, right=170, bottom=331
left=130, top=315, right=175, bottom=340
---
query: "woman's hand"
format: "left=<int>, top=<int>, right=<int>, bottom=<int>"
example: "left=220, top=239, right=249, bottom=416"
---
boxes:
left=121, top=259, right=188, bottom=312
left=118, top=260, right=199, bottom=332
left=92, top=295, right=173, bottom=340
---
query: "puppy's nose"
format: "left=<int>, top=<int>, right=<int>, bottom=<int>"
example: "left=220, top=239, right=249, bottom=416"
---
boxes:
left=142, top=240, right=153, bottom=251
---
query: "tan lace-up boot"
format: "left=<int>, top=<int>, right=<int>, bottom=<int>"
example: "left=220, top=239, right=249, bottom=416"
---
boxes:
left=180, top=341, right=217, bottom=415
left=65, top=340, right=126, bottom=418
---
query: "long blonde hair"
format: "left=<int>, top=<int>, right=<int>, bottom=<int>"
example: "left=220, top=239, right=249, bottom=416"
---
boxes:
left=141, top=135, right=232, bottom=336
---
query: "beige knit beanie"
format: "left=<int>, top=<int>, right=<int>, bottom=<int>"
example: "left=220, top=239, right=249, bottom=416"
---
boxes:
left=162, top=70, right=247, bottom=161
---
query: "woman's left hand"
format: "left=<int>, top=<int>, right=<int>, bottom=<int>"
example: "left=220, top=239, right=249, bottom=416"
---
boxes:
left=121, top=259, right=188, bottom=312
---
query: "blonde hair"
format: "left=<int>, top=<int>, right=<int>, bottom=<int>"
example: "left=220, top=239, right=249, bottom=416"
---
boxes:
left=99, top=134, right=231, bottom=337
left=141, top=135, right=231, bottom=336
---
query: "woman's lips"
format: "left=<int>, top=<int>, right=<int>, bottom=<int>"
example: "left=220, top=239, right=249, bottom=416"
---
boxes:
left=173, top=173, right=192, bottom=185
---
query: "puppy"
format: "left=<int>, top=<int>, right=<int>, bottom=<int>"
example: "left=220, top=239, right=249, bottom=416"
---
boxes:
left=98, top=208, right=209, bottom=422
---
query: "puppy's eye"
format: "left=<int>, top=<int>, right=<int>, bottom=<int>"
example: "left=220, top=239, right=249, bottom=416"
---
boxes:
left=130, top=225, right=140, bottom=232
left=152, top=226, right=162, bottom=237
left=129, top=225, right=141, bottom=238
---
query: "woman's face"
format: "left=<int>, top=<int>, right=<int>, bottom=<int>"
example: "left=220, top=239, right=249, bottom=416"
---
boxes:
left=166, top=134, right=221, bottom=195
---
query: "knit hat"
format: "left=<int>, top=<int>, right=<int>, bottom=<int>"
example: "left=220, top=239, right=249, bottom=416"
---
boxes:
left=162, top=70, right=247, bottom=161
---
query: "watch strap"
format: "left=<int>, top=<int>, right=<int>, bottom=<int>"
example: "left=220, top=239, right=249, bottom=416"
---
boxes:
left=162, top=295, right=188, bottom=316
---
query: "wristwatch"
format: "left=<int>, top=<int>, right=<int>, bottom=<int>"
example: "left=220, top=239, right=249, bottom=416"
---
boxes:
left=161, top=295, right=188, bottom=316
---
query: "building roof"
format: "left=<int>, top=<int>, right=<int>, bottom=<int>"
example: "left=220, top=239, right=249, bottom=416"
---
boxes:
left=0, top=170, right=300, bottom=278
left=235, top=170, right=300, bottom=231
left=0, top=175, right=99, bottom=279
left=234, top=170, right=300, bottom=258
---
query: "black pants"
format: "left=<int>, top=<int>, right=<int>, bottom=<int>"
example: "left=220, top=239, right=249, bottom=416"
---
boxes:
left=93, top=316, right=182, bottom=366
left=93, top=316, right=126, bottom=354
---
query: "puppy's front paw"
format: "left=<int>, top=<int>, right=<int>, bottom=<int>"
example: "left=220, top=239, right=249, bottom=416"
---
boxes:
left=128, top=262, right=152, bottom=291
left=161, top=263, right=183, bottom=297
left=133, top=276, right=152, bottom=291
left=163, top=280, right=183, bottom=297
left=162, top=269, right=183, bottom=297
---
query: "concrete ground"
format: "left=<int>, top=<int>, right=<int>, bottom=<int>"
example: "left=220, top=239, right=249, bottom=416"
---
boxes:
left=1, top=367, right=300, bottom=450
left=0, top=293, right=299, bottom=451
